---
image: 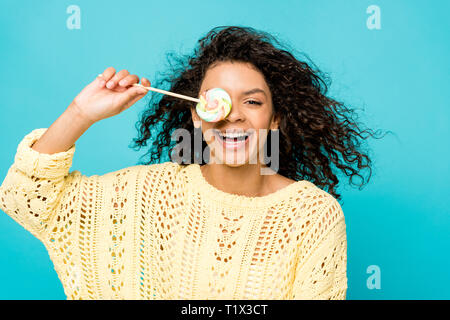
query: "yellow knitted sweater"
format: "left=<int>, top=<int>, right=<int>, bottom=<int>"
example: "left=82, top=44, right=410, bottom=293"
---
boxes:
left=0, top=128, right=347, bottom=300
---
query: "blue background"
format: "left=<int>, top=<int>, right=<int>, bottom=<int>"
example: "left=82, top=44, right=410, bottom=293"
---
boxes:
left=0, top=0, right=449, bottom=299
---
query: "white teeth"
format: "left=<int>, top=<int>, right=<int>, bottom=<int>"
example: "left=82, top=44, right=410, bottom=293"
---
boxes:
left=218, top=132, right=248, bottom=138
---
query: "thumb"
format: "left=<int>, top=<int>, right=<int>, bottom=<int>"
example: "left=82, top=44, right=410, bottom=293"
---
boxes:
left=118, top=85, right=148, bottom=110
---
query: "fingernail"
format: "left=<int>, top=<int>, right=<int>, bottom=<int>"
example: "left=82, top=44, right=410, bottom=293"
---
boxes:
left=98, top=80, right=106, bottom=88
left=106, top=81, right=114, bottom=89
left=119, top=80, right=126, bottom=86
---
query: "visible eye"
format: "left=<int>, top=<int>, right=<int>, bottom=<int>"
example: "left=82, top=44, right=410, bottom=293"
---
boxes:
left=246, top=100, right=262, bottom=105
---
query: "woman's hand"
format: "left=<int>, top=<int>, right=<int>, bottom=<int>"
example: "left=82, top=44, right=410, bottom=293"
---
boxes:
left=70, top=67, right=151, bottom=124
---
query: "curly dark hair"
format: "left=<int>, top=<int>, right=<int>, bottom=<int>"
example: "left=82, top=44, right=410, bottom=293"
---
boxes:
left=130, top=25, right=391, bottom=202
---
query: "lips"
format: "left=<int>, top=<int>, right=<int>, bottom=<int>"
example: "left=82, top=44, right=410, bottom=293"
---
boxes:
left=217, top=134, right=249, bottom=143
left=214, top=130, right=251, bottom=150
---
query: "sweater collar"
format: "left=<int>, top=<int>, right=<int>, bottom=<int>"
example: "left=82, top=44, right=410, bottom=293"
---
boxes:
left=186, top=163, right=308, bottom=208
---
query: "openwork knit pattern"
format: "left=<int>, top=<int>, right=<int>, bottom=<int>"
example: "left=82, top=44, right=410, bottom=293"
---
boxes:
left=0, top=128, right=347, bottom=300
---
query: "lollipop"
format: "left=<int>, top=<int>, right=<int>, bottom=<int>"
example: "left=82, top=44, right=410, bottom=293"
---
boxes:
left=195, top=88, right=232, bottom=122
left=132, top=83, right=232, bottom=122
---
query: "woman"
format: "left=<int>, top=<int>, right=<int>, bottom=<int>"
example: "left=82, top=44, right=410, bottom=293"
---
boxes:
left=0, top=26, right=384, bottom=300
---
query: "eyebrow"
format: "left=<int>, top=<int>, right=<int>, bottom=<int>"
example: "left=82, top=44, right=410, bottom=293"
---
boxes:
left=204, top=88, right=267, bottom=97
left=242, top=88, right=267, bottom=97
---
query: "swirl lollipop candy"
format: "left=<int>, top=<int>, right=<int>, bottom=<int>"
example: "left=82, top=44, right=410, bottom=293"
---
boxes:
left=132, top=83, right=232, bottom=122
left=196, top=88, right=232, bottom=122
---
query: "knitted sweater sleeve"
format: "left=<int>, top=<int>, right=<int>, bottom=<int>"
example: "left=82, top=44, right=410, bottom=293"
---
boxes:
left=291, top=194, right=348, bottom=300
left=0, top=128, right=144, bottom=245
left=0, top=128, right=84, bottom=242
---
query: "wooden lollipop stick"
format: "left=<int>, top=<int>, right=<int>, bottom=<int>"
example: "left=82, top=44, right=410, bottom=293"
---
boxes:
left=133, top=83, right=200, bottom=103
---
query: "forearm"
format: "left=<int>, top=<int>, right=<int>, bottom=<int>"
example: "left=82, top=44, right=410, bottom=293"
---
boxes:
left=31, top=102, right=94, bottom=154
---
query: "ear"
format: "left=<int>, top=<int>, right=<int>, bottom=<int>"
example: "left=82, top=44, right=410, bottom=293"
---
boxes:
left=191, top=107, right=202, bottom=128
left=270, top=113, right=280, bottom=131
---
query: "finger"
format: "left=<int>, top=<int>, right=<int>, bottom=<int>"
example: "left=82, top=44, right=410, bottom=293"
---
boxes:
left=125, top=89, right=148, bottom=108
left=130, top=85, right=148, bottom=96
left=97, top=74, right=106, bottom=88
left=118, top=74, right=139, bottom=87
left=117, top=86, right=148, bottom=111
left=128, top=85, right=148, bottom=100
left=99, top=67, right=116, bottom=82
left=97, top=66, right=115, bottom=88
left=141, top=77, right=151, bottom=87
left=106, top=69, right=129, bottom=89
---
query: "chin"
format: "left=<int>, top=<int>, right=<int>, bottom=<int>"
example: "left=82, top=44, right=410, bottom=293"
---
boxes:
left=209, top=137, right=259, bottom=167
left=223, top=161, right=247, bottom=167
left=213, top=156, right=249, bottom=167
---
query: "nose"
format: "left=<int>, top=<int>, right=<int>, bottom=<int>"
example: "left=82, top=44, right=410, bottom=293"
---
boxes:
left=224, top=99, right=244, bottom=123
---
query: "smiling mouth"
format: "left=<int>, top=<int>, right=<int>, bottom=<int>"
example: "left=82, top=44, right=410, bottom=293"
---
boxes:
left=214, top=130, right=252, bottom=148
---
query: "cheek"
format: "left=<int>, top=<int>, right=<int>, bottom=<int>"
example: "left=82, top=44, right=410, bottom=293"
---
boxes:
left=252, top=119, right=274, bottom=133
left=249, top=107, right=274, bottom=127
left=201, top=126, right=216, bottom=144
left=253, top=128, right=269, bottom=149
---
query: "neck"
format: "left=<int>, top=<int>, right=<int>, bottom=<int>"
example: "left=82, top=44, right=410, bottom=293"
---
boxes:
left=200, top=162, right=277, bottom=197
